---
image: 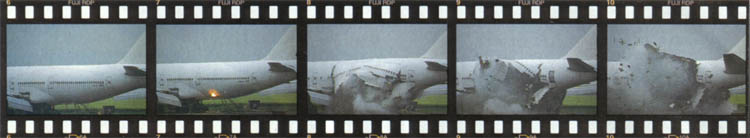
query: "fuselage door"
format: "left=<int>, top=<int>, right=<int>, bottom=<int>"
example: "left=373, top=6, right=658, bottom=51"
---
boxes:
left=250, top=72, right=257, bottom=84
left=548, top=70, right=555, bottom=83
left=46, top=77, right=53, bottom=90
left=701, top=70, right=713, bottom=84
left=194, top=72, right=201, bottom=86
left=158, top=74, right=164, bottom=87
left=105, top=76, right=112, bottom=88
left=8, top=79, right=15, bottom=93
left=407, top=69, right=416, bottom=82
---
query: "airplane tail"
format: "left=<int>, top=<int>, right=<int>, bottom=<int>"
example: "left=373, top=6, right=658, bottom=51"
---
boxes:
left=421, top=32, right=447, bottom=59
left=567, top=58, right=596, bottom=72
left=263, top=26, right=297, bottom=60
left=117, top=32, right=147, bottom=64
left=727, top=37, right=746, bottom=60
left=723, top=54, right=745, bottom=74
left=563, top=26, right=597, bottom=60
left=719, top=36, right=745, bottom=74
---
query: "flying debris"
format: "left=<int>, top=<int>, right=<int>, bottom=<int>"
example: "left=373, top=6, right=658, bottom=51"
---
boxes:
left=607, top=37, right=746, bottom=115
left=457, top=27, right=598, bottom=114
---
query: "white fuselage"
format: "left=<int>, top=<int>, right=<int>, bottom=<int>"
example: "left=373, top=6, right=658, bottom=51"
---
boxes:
left=7, top=64, right=146, bottom=105
left=308, top=58, right=447, bottom=94
left=512, top=59, right=597, bottom=89
left=696, top=60, right=744, bottom=90
left=457, top=59, right=597, bottom=91
left=608, top=60, right=744, bottom=90
left=157, top=60, right=296, bottom=100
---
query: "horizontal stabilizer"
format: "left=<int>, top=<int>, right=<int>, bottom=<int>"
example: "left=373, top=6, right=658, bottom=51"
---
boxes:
left=113, top=88, right=146, bottom=101
left=123, top=66, right=146, bottom=76
left=723, top=54, right=746, bottom=74
left=8, top=96, right=33, bottom=112
left=156, top=92, right=182, bottom=107
left=268, top=62, right=296, bottom=72
left=420, top=88, right=448, bottom=97
left=567, top=58, right=596, bottom=72
left=309, top=92, right=331, bottom=106
left=257, top=83, right=296, bottom=96
left=115, top=88, right=182, bottom=107
left=425, top=61, right=448, bottom=71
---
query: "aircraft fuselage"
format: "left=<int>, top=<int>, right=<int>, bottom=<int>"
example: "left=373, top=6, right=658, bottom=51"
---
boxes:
left=157, top=60, right=297, bottom=100
left=512, top=59, right=597, bottom=89
left=308, top=58, right=448, bottom=95
left=7, top=64, right=146, bottom=105
left=457, top=58, right=597, bottom=92
left=696, top=60, right=744, bottom=90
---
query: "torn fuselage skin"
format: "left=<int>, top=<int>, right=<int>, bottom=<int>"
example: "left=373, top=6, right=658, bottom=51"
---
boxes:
left=457, top=57, right=596, bottom=114
left=308, top=58, right=447, bottom=114
left=608, top=43, right=744, bottom=115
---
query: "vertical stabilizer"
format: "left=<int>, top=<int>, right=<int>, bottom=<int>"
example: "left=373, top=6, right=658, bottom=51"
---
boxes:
left=263, top=26, right=297, bottom=60
left=564, top=26, right=597, bottom=60
left=421, top=32, right=447, bottom=59
left=117, top=33, right=147, bottom=64
left=727, top=37, right=746, bottom=60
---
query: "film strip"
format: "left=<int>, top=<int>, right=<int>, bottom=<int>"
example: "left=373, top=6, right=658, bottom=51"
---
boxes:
left=0, top=0, right=748, bottom=137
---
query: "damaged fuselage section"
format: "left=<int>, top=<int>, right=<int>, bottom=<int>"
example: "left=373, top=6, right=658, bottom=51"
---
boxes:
left=608, top=43, right=745, bottom=115
left=308, top=58, right=447, bottom=114
left=457, top=57, right=597, bottom=114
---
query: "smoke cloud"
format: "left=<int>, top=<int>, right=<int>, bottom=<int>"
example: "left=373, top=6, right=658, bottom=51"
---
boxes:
left=607, top=43, right=735, bottom=115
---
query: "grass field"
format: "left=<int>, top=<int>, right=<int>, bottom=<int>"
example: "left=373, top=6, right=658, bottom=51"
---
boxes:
left=562, top=95, right=597, bottom=106
left=52, top=93, right=298, bottom=115
left=201, top=93, right=297, bottom=105
left=415, top=95, right=448, bottom=106
left=730, top=94, right=746, bottom=105
left=43, top=93, right=749, bottom=115
left=50, top=98, right=146, bottom=114
left=731, top=94, right=746, bottom=114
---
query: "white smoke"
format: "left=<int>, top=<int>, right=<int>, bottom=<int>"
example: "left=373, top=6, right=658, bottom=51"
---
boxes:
left=457, top=58, right=558, bottom=114
left=608, top=42, right=736, bottom=115
left=326, top=67, right=419, bottom=114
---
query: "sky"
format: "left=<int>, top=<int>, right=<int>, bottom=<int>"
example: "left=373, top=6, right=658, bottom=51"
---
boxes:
left=8, top=24, right=145, bottom=66
left=157, top=25, right=294, bottom=63
left=608, top=24, right=745, bottom=61
left=457, top=24, right=595, bottom=61
left=308, top=24, right=446, bottom=61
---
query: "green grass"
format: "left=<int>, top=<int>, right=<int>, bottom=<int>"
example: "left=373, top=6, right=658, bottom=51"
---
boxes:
left=54, top=98, right=146, bottom=110
left=53, top=93, right=298, bottom=110
left=414, top=95, right=447, bottom=106
left=561, top=94, right=746, bottom=107
left=201, top=93, right=297, bottom=105
left=730, top=94, right=746, bottom=105
left=562, top=95, right=597, bottom=106
left=49, top=93, right=740, bottom=113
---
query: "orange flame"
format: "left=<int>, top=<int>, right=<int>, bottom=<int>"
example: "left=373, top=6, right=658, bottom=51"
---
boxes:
left=209, top=89, right=220, bottom=98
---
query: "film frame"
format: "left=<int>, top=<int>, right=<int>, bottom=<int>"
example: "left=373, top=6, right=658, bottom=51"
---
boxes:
left=0, top=0, right=747, bottom=137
